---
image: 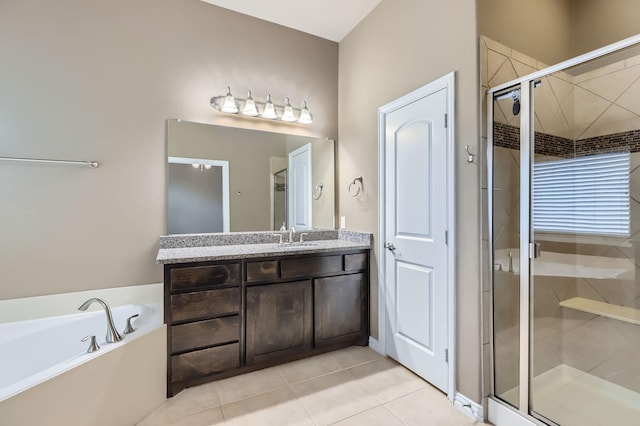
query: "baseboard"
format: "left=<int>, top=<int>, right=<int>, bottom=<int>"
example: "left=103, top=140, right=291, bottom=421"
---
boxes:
left=368, top=336, right=383, bottom=354
left=454, top=392, right=484, bottom=422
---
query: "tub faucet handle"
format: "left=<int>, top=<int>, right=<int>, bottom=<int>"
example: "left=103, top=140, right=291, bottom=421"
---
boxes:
left=123, top=314, right=139, bottom=334
left=81, top=335, right=100, bottom=353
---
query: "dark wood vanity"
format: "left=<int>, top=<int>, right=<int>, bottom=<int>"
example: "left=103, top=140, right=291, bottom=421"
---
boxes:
left=163, top=249, right=369, bottom=397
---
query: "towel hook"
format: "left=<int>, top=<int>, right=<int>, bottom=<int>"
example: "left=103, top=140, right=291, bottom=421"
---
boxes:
left=313, top=183, right=324, bottom=200
left=348, top=176, right=363, bottom=197
left=465, top=145, right=475, bottom=163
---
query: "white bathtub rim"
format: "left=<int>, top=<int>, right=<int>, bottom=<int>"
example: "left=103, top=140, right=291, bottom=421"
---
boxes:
left=0, top=282, right=163, bottom=324
left=0, top=303, right=158, bottom=346
left=0, top=304, right=163, bottom=403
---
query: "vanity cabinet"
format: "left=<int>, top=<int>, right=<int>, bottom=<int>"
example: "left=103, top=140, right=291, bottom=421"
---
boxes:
left=314, top=273, right=367, bottom=348
left=164, top=249, right=369, bottom=397
left=246, top=280, right=313, bottom=365
left=165, top=261, right=242, bottom=396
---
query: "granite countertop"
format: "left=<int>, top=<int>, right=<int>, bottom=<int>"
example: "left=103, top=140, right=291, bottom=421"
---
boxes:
left=156, top=230, right=372, bottom=264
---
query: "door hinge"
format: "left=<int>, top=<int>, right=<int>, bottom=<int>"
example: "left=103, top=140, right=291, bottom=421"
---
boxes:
left=444, top=113, right=448, bottom=128
left=445, top=230, right=448, bottom=245
left=445, top=348, right=449, bottom=363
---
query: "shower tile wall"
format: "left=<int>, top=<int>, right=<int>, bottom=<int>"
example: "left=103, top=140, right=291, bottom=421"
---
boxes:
left=482, top=36, right=640, bottom=397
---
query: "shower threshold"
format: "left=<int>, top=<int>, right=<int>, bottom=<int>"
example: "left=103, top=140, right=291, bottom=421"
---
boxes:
left=496, top=364, right=640, bottom=426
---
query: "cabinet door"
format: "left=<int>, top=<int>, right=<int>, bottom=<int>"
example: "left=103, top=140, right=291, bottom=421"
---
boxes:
left=246, top=281, right=312, bottom=365
left=314, top=273, right=367, bottom=348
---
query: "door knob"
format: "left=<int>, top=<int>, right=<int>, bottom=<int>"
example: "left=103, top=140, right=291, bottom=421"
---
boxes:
left=385, top=242, right=396, bottom=251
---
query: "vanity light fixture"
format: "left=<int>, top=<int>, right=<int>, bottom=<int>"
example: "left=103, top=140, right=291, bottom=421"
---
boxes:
left=262, top=94, right=278, bottom=120
left=242, top=91, right=259, bottom=117
left=298, top=101, right=313, bottom=124
left=281, top=97, right=296, bottom=122
left=191, top=163, right=213, bottom=172
left=220, top=87, right=238, bottom=113
left=210, top=87, right=313, bottom=124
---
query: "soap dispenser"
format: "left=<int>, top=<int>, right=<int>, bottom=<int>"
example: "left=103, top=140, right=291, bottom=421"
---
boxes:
left=279, top=222, right=286, bottom=231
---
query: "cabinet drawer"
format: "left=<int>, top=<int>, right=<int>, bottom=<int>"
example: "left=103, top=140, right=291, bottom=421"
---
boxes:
left=344, top=253, right=367, bottom=271
left=246, top=260, right=278, bottom=282
left=171, top=288, right=239, bottom=322
left=281, top=255, right=342, bottom=278
left=170, top=263, right=240, bottom=291
left=171, top=343, right=239, bottom=382
left=171, top=316, right=240, bottom=353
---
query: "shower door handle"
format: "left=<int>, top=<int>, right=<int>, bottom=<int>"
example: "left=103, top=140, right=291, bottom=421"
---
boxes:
left=529, top=242, right=541, bottom=259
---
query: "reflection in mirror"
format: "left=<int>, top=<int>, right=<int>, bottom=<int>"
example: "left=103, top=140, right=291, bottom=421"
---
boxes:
left=273, top=168, right=287, bottom=230
left=166, top=119, right=335, bottom=233
left=167, top=157, right=230, bottom=234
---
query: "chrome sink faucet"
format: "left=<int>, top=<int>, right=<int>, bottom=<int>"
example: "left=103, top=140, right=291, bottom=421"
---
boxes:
left=289, top=226, right=296, bottom=243
left=78, top=298, right=122, bottom=343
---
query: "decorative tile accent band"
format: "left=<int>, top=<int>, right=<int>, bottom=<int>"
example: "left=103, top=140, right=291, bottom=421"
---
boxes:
left=536, top=131, right=575, bottom=158
left=575, top=129, right=640, bottom=157
left=493, top=122, right=520, bottom=151
left=493, top=123, right=640, bottom=157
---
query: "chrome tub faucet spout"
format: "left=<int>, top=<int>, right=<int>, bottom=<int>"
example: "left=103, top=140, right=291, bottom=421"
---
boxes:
left=78, top=298, right=123, bottom=343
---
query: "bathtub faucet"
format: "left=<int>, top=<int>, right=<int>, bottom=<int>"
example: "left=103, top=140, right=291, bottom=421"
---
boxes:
left=78, top=298, right=123, bottom=343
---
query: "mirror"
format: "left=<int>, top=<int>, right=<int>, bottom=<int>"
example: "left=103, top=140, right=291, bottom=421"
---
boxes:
left=167, top=119, right=335, bottom=234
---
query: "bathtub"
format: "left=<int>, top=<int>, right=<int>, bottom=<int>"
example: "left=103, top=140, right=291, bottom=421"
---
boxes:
left=0, top=285, right=167, bottom=426
left=0, top=303, right=161, bottom=402
left=494, top=248, right=635, bottom=279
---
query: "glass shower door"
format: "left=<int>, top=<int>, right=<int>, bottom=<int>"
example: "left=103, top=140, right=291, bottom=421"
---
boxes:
left=529, top=66, right=637, bottom=426
left=491, top=84, right=522, bottom=409
left=490, top=40, right=640, bottom=426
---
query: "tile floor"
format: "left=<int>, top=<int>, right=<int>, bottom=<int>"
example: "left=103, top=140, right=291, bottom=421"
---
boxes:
left=138, top=346, right=491, bottom=426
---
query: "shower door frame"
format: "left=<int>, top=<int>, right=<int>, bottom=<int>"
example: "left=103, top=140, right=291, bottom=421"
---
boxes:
left=487, top=33, right=640, bottom=425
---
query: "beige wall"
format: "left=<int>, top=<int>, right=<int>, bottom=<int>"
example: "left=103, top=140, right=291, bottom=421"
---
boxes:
left=339, top=0, right=481, bottom=401
left=311, top=138, right=336, bottom=229
left=478, top=0, right=573, bottom=66
left=479, top=0, right=640, bottom=67
left=0, top=0, right=338, bottom=299
left=570, top=0, right=640, bottom=56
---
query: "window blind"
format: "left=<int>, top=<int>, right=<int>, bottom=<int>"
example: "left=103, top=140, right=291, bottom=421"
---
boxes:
left=532, top=152, right=630, bottom=237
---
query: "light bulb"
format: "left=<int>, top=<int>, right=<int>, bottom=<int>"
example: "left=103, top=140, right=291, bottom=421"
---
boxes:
left=262, top=94, right=277, bottom=119
left=281, top=97, right=296, bottom=122
left=192, top=163, right=199, bottom=169
left=204, top=164, right=212, bottom=169
left=242, top=91, right=258, bottom=116
left=298, top=101, right=313, bottom=124
left=221, top=86, right=238, bottom=113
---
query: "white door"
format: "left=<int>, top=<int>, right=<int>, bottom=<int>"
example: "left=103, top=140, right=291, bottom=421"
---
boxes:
left=383, top=85, right=450, bottom=393
left=288, top=144, right=312, bottom=230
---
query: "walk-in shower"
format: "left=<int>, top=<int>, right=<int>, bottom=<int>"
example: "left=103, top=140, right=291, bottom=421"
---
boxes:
left=487, top=36, right=640, bottom=426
